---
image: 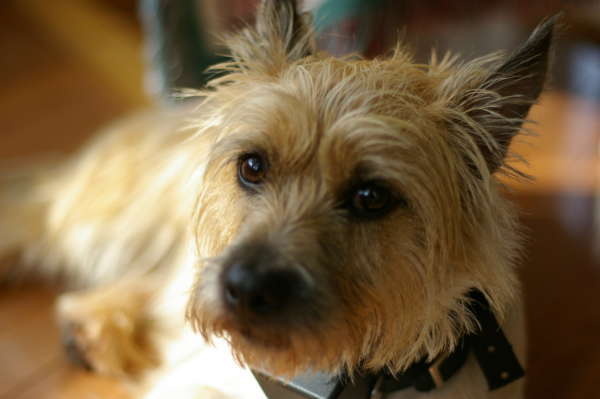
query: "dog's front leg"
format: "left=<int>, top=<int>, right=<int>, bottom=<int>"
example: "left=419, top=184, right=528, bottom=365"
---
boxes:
left=56, top=277, right=171, bottom=378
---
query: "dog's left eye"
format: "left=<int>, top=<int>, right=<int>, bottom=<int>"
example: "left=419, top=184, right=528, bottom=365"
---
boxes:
left=238, top=153, right=267, bottom=187
left=348, top=183, right=399, bottom=219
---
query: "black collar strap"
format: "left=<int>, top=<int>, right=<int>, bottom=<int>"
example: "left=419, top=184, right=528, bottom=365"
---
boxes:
left=254, top=289, right=524, bottom=399
left=371, top=289, right=524, bottom=396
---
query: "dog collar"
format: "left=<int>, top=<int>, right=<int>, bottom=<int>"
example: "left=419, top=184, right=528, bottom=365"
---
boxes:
left=254, top=289, right=524, bottom=399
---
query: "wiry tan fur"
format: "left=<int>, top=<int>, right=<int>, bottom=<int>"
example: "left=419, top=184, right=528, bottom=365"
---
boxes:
left=186, top=50, right=523, bottom=375
left=0, top=1, right=557, bottom=398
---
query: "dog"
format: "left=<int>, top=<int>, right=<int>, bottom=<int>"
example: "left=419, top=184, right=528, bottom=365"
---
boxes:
left=0, top=1, right=557, bottom=398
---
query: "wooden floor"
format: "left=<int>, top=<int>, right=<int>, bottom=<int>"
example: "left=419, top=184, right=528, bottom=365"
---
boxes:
left=0, top=1, right=598, bottom=398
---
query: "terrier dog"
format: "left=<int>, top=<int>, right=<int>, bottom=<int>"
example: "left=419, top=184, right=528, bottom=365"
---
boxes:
left=0, top=1, right=556, bottom=398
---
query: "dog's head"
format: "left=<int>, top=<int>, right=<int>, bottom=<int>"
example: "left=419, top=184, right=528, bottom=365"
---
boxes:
left=186, top=0, right=555, bottom=376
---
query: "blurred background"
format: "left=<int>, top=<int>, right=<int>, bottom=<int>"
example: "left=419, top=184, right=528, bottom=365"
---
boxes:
left=0, top=0, right=598, bottom=398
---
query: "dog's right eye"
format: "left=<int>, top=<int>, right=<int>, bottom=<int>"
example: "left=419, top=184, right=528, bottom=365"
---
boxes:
left=238, top=153, right=267, bottom=188
left=345, top=182, right=404, bottom=220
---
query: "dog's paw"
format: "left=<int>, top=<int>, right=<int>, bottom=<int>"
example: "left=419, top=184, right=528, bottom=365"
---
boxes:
left=56, top=287, right=161, bottom=378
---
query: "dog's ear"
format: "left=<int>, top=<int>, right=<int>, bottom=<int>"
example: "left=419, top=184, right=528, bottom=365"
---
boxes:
left=226, top=0, right=315, bottom=74
left=256, top=0, right=314, bottom=58
left=462, top=15, right=559, bottom=173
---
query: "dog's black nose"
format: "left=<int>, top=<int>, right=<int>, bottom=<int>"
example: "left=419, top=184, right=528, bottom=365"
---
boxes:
left=223, top=262, right=305, bottom=317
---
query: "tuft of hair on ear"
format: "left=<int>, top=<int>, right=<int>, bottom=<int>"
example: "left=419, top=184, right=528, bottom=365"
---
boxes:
left=223, top=0, right=316, bottom=76
left=459, top=14, right=560, bottom=175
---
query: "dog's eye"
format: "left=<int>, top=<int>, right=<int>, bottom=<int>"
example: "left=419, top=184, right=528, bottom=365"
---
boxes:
left=348, top=183, right=400, bottom=219
left=238, top=153, right=267, bottom=187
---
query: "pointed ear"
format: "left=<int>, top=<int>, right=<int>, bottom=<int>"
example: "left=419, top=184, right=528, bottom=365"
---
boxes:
left=464, top=15, right=559, bottom=173
left=226, top=0, right=315, bottom=74
left=256, top=0, right=314, bottom=58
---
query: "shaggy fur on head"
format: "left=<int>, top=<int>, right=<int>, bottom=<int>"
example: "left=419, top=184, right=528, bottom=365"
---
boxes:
left=0, top=0, right=556, bottom=394
left=184, top=1, right=556, bottom=376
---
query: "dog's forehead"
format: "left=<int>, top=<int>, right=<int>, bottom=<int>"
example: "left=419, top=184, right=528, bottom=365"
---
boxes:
left=221, top=58, right=438, bottom=159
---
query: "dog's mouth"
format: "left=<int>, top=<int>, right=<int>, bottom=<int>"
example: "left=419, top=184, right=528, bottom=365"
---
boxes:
left=217, top=293, right=327, bottom=354
left=235, top=324, right=291, bottom=350
left=189, top=249, right=339, bottom=373
left=190, top=280, right=360, bottom=376
left=216, top=309, right=360, bottom=377
left=215, top=311, right=294, bottom=351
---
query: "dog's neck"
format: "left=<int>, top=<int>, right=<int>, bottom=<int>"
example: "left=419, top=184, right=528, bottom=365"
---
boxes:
left=371, top=290, right=524, bottom=397
left=255, top=290, right=525, bottom=399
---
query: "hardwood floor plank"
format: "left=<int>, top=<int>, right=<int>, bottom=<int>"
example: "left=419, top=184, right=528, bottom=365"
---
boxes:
left=520, top=210, right=600, bottom=399
left=7, top=359, right=133, bottom=399
left=0, top=2, right=139, bottom=397
left=505, top=92, right=599, bottom=194
left=13, top=0, right=148, bottom=108
left=0, top=286, right=61, bottom=396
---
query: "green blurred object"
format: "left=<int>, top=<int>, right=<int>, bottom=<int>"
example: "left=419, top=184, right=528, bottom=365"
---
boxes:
left=313, top=0, right=387, bottom=57
left=140, top=0, right=388, bottom=100
left=141, top=0, right=228, bottom=100
left=313, top=0, right=385, bottom=30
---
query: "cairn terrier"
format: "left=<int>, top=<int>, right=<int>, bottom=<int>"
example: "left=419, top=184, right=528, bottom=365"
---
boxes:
left=0, top=1, right=556, bottom=398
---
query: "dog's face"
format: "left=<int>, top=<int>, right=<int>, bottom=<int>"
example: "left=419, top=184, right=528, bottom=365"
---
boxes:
left=187, top=0, right=554, bottom=376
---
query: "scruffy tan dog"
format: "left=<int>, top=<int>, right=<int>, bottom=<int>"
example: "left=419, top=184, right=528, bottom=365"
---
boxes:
left=1, top=1, right=556, bottom=398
